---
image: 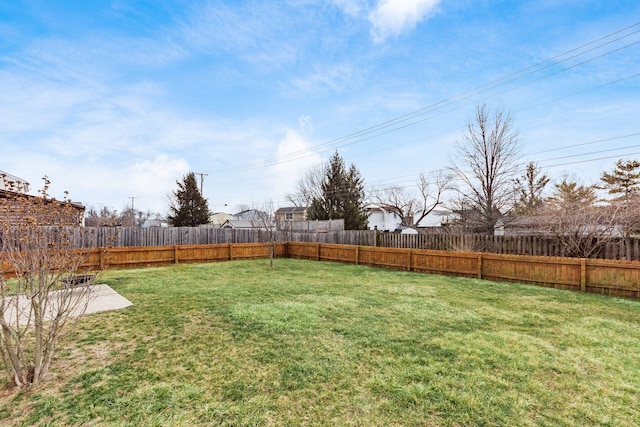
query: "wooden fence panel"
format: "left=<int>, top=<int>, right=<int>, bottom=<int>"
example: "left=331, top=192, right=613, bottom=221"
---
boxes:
left=288, top=242, right=321, bottom=260
left=318, top=243, right=357, bottom=263
left=358, top=246, right=409, bottom=270
left=480, top=254, right=581, bottom=291
left=585, top=259, right=640, bottom=298
left=411, top=250, right=478, bottom=277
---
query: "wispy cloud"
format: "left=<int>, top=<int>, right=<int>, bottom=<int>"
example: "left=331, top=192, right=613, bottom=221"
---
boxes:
left=289, top=64, right=357, bottom=94
left=369, top=0, right=441, bottom=43
left=177, top=1, right=298, bottom=69
left=331, top=0, right=368, bottom=17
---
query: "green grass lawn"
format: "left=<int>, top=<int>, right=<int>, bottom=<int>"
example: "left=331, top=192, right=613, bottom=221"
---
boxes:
left=1, top=259, right=640, bottom=426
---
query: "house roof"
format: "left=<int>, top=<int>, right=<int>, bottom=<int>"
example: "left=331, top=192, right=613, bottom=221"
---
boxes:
left=221, top=219, right=255, bottom=229
left=0, top=189, right=85, bottom=211
left=365, top=204, right=398, bottom=213
left=275, top=206, right=307, bottom=214
left=0, top=170, right=30, bottom=193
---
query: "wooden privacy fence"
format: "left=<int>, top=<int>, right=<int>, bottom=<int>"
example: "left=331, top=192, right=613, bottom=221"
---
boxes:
left=287, top=242, right=640, bottom=299
left=6, top=226, right=638, bottom=261
left=0, top=243, right=288, bottom=279
left=376, top=233, right=640, bottom=260
left=3, top=242, right=640, bottom=299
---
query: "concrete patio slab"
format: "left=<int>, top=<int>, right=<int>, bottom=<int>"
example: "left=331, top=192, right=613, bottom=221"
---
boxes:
left=2, top=284, right=133, bottom=326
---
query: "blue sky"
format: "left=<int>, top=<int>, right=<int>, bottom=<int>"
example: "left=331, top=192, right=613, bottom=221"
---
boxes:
left=1, top=0, right=639, bottom=214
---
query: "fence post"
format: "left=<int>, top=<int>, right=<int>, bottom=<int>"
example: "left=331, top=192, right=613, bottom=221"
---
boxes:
left=355, top=246, right=360, bottom=265
left=580, top=258, right=587, bottom=292
left=174, top=245, right=179, bottom=264
left=316, top=243, right=321, bottom=261
left=477, top=253, right=483, bottom=279
left=229, top=243, right=233, bottom=261
left=99, top=248, right=105, bottom=271
left=407, top=249, right=412, bottom=272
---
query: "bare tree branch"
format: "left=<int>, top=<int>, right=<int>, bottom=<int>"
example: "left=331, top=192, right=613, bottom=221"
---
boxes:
left=371, top=171, right=452, bottom=228
left=449, top=104, right=522, bottom=233
left=0, top=176, right=100, bottom=387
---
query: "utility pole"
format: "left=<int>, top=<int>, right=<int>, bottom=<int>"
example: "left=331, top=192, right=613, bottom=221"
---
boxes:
left=194, top=172, right=208, bottom=195
left=129, top=196, right=136, bottom=227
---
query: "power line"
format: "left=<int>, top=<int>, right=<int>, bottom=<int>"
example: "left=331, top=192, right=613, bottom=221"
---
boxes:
left=203, top=22, right=640, bottom=175
left=529, top=132, right=640, bottom=156
left=194, top=172, right=208, bottom=195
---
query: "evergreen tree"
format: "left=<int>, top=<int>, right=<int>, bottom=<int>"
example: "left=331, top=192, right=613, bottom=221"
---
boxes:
left=343, top=164, right=369, bottom=230
left=547, top=179, right=597, bottom=209
left=511, top=162, right=549, bottom=215
left=167, top=172, right=210, bottom=226
left=307, top=151, right=368, bottom=230
left=600, top=159, right=640, bottom=203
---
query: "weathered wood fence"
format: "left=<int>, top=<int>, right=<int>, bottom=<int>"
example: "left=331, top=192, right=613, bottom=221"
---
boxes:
left=5, top=242, right=640, bottom=299
left=376, top=233, right=640, bottom=260
left=32, top=227, right=374, bottom=248
left=4, top=226, right=640, bottom=261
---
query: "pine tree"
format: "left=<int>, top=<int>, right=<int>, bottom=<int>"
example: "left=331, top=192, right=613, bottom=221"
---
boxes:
left=600, top=159, right=640, bottom=203
left=307, top=151, right=368, bottom=230
left=343, top=164, right=369, bottom=230
left=167, top=172, right=210, bottom=226
left=547, top=180, right=597, bottom=209
left=511, top=162, right=549, bottom=215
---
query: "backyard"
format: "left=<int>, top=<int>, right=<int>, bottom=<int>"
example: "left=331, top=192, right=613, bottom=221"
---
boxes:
left=1, top=258, right=639, bottom=426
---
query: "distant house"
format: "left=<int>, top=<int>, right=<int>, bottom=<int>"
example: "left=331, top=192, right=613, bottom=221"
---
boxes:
left=365, top=204, right=402, bottom=232
left=220, top=219, right=255, bottom=230
left=0, top=170, right=30, bottom=193
left=232, top=209, right=265, bottom=221
left=210, top=212, right=232, bottom=226
left=0, top=170, right=85, bottom=226
left=275, top=206, right=307, bottom=222
left=494, top=214, right=625, bottom=238
left=0, top=189, right=85, bottom=226
left=416, top=209, right=459, bottom=228
left=494, top=216, right=547, bottom=236
left=141, top=218, right=169, bottom=228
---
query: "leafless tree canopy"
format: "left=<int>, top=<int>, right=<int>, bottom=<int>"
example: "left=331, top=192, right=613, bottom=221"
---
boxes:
left=449, top=104, right=522, bottom=233
left=521, top=179, right=634, bottom=258
left=0, top=177, right=99, bottom=387
left=250, top=201, right=290, bottom=267
left=285, top=162, right=326, bottom=207
left=371, top=171, right=452, bottom=228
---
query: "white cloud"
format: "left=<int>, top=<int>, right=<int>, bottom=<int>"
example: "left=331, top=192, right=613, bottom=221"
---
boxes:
left=265, top=129, right=323, bottom=203
left=127, top=155, right=191, bottom=213
left=369, top=0, right=441, bottom=43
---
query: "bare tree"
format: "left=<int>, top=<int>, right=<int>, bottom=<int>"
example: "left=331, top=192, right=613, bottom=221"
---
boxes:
left=0, top=177, right=99, bottom=387
left=535, top=206, right=621, bottom=259
left=449, top=104, right=522, bottom=234
left=250, top=201, right=290, bottom=267
left=527, top=179, right=621, bottom=258
left=285, top=162, right=326, bottom=207
left=371, top=171, right=452, bottom=229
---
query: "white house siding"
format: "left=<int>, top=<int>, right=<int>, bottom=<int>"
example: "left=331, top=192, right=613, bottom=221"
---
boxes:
left=366, top=205, right=402, bottom=232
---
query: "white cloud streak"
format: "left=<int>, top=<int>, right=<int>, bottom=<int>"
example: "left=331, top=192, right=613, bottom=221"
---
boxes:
left=369, top=0, right=441, bottom=43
